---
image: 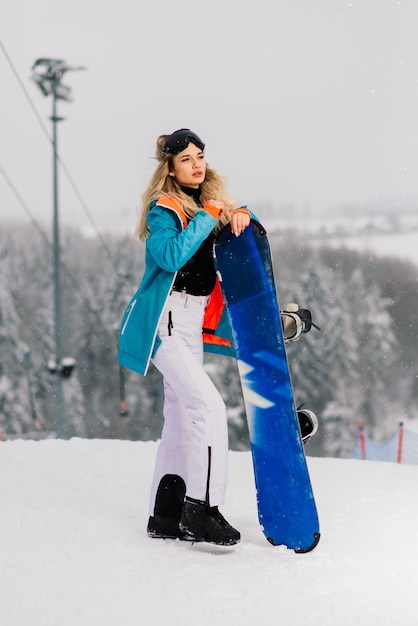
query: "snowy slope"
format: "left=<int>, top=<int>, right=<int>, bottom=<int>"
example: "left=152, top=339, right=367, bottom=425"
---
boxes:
left=1, top=439, right=418, bottom=626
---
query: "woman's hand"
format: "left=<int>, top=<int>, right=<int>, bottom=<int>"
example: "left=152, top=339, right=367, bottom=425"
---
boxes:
left=230, top=209, right=251, bottom=236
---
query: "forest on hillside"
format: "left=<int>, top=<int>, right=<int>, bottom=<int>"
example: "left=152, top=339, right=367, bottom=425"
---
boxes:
left=1, top=222, right=417, bottom=457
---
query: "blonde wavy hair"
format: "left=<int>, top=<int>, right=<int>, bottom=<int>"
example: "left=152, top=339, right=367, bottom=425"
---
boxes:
left=136, top=133, right=236, bottom=241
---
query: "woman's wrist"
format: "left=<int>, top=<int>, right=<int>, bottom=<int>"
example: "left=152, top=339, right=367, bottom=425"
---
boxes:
left=233, top=207, right=250, bottom=216
left=203, top=201, right=225, bottom=219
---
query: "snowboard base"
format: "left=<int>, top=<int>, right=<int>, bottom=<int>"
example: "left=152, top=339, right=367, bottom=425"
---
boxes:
left=214, top=220, right=320, bottom=551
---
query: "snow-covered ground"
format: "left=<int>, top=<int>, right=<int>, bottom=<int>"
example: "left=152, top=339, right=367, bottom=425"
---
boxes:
left=1, top=438, right=418, bottom=626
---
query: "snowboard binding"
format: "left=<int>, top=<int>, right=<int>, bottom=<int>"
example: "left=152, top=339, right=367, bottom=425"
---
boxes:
left=281, top=303, right=320, bottom=343
left=297, top=408, right=319, bottom=444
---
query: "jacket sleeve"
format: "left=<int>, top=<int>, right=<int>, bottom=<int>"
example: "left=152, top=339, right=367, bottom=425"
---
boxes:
left=146, top=206, right=218, bottom=272
left=235, top=206, right=258, bottom=220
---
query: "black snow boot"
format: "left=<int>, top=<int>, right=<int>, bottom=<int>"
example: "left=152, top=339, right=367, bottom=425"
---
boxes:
left=297, top=408, right=319, bottom=444
left=147, top=474, right=186, bottom=540
left=179, top=497, right=241, bottom=546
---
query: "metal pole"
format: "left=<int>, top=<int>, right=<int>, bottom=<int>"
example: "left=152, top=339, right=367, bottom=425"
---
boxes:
left=51, top=86, right=64, bottom=438
left=31, top=58, right=85, bottom=438
left=397, top=422, right=404, bottom=464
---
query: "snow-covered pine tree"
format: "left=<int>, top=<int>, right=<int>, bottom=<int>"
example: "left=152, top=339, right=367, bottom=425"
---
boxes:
left=0, top=247, right=35, bottom=434
left=344, top=267, right=398, bottom=441
left=273, top=249, right=358, bottom=454
left=287, top=259, right=358, bottom=400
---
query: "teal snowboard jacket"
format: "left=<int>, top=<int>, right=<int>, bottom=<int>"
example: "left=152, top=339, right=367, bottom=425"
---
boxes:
left=118, top=195, right=253, bottom=376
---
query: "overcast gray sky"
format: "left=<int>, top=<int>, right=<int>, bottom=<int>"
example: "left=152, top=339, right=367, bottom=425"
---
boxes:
left=1, top=0, right=418, bottom=233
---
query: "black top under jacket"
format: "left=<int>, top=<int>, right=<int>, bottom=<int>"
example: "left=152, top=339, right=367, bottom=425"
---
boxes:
left=171, top=186, right=217, bottom=296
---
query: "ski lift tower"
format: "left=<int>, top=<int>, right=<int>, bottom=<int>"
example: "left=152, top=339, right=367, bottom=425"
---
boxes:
left=31, top=58, right=85, bottom=437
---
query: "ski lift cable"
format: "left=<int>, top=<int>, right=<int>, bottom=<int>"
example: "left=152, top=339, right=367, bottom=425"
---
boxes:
left=0, top=39, right=118, bottom=270
left=0, top=160, right=52, bottom=248
left=0, top=160, right=116, bottom=331
left=1, top=157, right=126, bottom=403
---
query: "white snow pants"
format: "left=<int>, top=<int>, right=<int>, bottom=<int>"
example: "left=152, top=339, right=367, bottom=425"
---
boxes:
left=149, top=290, right=229, bottom=515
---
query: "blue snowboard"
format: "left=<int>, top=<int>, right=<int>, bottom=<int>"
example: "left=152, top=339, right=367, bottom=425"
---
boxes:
left=214, top=220, right=320, bottom=552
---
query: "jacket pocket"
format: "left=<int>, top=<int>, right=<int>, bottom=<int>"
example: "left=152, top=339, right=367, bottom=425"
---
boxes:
left=120, top=299, right=137, bottom=335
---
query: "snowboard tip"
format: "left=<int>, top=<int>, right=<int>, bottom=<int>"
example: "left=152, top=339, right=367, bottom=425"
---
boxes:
left=266, top=532, right=320, bottom=553
left=294, top=532, right=321, bottom=554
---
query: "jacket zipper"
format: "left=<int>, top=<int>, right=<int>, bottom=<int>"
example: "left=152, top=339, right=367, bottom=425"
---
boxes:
left=140, top=201, right=186, bottom=374
left=120, top=299, right=137, bottom=335
left=143, top=274, right=177, bottom=375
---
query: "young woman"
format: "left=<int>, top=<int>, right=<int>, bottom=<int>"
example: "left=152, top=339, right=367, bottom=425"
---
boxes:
left=118, top=129, right=253, bottom=546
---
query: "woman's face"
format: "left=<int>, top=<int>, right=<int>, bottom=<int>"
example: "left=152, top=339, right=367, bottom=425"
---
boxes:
left=169, top=142, right=206, bottom=188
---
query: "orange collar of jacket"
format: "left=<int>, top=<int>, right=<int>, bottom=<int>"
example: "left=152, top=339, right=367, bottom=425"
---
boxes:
left=156, top=194, right=188, bottom=228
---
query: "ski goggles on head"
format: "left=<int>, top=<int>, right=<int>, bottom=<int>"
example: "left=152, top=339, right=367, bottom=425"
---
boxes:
left=162, top=129, right=205, bottom=155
